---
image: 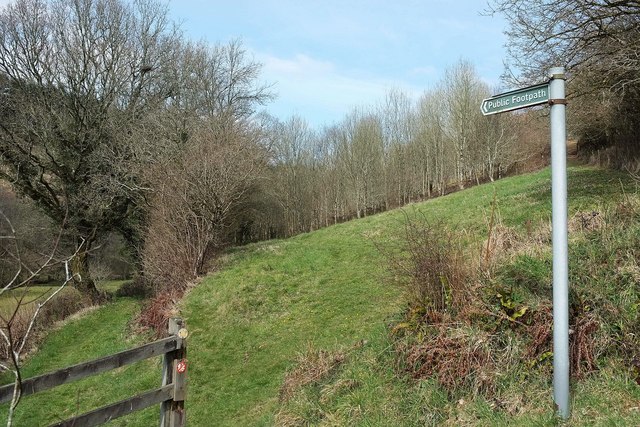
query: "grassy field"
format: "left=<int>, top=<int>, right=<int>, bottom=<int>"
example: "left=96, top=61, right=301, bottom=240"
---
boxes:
left=1, top=165, right=638, bottom=426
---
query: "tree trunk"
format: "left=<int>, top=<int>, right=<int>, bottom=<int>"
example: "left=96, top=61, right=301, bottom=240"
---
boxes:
left=71, top=250, right=104, bottom=304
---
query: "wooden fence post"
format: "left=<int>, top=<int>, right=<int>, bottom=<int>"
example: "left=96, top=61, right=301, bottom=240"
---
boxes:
left=160, top=318, right=187, bottom=427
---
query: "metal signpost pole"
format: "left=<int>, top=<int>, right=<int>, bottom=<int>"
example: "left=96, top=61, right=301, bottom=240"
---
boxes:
left=481, top=66, right=570, bottom=419
left=549, top=66, right=570, bottom=419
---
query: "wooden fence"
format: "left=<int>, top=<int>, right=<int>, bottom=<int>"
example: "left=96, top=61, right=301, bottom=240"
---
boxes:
left=0, top=318, right=188, bottom=427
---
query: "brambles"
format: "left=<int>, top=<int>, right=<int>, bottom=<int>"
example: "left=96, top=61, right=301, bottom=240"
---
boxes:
left=402, top=327, right=497, bottom=395
left=136, top=289, right=181, bottom=337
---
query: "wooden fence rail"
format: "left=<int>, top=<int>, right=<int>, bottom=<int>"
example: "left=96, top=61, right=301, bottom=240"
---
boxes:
left=0, top=318, right=188, bottom=427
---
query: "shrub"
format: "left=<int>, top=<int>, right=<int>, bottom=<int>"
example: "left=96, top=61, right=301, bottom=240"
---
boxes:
left=0, top=305, right=37, bottom=360
left=115, top=276, right=151, bottom=298
left=386, top=213, right=472, bottom=313
left=137, top=289, right=181, bottom=337
left=39, top=287, right=89, bottom=324
left=387, top=205, right=630, bottom=398
left=0, top=287, right=90, bottom=361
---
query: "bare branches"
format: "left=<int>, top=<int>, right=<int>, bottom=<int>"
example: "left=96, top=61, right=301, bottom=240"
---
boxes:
left=141, top=118, right=268, bottom=290
left=0, top=209, right=81, bottom=426
left=490, top=0, right=640, bottom=169
left=489, top=0, right=640, bottom=85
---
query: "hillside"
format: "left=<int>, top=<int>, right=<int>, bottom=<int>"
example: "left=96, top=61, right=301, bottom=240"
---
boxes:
left=2, top=165, right=638, bottom=426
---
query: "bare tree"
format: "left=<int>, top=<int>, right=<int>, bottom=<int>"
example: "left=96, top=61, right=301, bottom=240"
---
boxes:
left=142, top=119, right=267, bottom=290
left=415, top=87, right=450, bottom=197
left=379, top=89, right=414, bottom=208
left=488, top=0, right=640, bottom=88
left=337, top=109, right=384, bottom=218
left=269, top=116, right=316, bottom=235
left=147, top=38, right=274, bottom=150
left=441, top=60, right=489, bottom=188
left=137, top=35, right=274, bottom=289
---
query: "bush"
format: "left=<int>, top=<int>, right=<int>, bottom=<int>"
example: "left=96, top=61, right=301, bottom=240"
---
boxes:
left=386, top=213, right=472, bottom=313
left=387, top=206, right=629, bottom=398
left=0, top=305, right=37, bottom=360
left=115, top=276, right=151, bottom=298
left=39, top=287, right=89, bottom=324
left=0, top=287, right=90, bottom=361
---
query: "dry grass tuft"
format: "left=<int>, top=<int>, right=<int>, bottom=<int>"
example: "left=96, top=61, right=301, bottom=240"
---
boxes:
left=569, top=210, right=604, bottom=232
left=483, top=223, right=519, bottom=263
left=274, top=411, right=307, bottom=427
left=319, top=378, right=360, bottom=404
left=400, top=325, right=496, bottom=395
left=482, top=220, right=552, bottom=271
left=279, top=345, right=347, bottom=402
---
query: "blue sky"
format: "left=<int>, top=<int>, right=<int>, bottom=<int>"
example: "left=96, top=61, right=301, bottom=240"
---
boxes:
left=169, top=1, right=509, bottom=127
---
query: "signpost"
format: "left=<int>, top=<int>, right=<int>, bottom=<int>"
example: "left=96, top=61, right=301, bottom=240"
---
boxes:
left=481, top=68, right=570, bottom=420
left=480, top=83, right=549, bottom=115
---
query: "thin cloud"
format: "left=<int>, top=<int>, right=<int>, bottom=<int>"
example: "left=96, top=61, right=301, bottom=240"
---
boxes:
left=168, top=0, right=508, bottom=127
left=262, top=54, right=335, bottom=76
left=410, top=66, right=439, bottom=77
left=258, top=52, right=422, bottom=126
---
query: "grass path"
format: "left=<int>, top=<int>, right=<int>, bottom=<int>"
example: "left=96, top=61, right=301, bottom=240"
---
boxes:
left=182, top=223, right=401, bottom=425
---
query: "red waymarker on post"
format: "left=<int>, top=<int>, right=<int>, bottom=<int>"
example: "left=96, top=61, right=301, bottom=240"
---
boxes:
left=176, top=359, right=188, bottom=374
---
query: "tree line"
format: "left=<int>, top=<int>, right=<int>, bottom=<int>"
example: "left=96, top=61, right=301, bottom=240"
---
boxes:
left=0, top=0, right=551, bottom=300
left=256, top=62, right=546, bottom=240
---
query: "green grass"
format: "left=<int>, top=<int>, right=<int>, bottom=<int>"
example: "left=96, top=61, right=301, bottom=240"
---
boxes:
left=0, top=279, right=129, bottom=314
left=1, top=165, right=638, bottom=426
left=0, top=285, right=72, bottom=314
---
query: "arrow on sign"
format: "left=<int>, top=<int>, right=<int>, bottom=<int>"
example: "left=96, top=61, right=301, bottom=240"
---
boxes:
left=481, top=83, right=549, bottom=116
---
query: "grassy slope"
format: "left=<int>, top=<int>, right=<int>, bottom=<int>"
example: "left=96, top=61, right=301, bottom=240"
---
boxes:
left=181, top=165, right=638, bottom=425
left=1, top=166, right=638, bottom=426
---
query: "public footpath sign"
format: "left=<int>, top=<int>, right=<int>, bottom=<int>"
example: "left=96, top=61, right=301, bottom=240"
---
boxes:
left=480, top=83, right=549, bottom=115
left=480, top=68, right=570, bottom=420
